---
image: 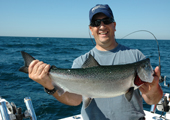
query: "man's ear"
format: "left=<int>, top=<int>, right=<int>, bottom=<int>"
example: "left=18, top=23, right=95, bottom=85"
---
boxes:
left=113, top=22, right=116, bottom=31
left=89, top=26, right=94, bottom=36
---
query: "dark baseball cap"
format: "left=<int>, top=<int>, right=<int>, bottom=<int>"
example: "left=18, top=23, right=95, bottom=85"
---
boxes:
left=89, top=4, right=114, bottom=22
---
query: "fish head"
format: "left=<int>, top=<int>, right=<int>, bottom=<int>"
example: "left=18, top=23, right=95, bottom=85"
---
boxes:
left=137, top=58, right=154, bottom=83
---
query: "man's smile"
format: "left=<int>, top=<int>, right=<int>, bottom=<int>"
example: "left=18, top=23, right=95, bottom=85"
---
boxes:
left=99, top=31, right=108, bottom=36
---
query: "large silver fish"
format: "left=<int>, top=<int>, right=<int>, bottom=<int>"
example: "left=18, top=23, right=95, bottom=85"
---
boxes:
left=19, top=51, right=154, bottom=108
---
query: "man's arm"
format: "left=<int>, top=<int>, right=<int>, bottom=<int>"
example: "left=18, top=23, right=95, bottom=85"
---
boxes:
left=52, top=91, right=82, bottom=106
left=28, top=60, right=82, bottom=106
left=139, top=66, right=163, bottom=105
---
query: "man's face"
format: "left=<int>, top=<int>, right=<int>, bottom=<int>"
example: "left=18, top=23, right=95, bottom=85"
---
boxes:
left=89, top=13, right=116, bottom=50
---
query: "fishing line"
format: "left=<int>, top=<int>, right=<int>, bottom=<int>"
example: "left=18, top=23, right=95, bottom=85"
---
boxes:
left=88, top=27, right=96, bottom=45
left=121, top=30, right=161, bottom=77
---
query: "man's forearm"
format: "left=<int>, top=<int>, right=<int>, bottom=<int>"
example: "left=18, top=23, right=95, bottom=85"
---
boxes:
left=53, top=91, right=82, bottom=106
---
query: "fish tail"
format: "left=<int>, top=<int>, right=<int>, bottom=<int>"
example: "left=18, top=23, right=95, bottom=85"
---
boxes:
left=19, top=51, right=36, bottom=73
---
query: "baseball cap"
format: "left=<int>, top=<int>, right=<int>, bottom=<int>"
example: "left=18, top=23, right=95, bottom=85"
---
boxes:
left=89, top=4, right=114, bottom=22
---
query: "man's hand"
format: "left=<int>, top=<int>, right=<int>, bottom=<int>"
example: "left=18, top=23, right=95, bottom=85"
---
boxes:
left=28, top=60, right=54, bottom=90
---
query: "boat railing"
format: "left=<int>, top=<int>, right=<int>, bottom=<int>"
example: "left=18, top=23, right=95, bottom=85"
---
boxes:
left=0, top=97, right=37, bottom=120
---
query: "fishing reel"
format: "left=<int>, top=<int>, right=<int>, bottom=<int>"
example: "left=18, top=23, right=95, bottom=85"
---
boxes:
left=0, top=97, right=37, bottom=120
left=157, top=76, right=170, bottom=113
left=157, top=93, right=170, bottom=113
left=152, top=93, right=170, bottom=120
left=150, top=76, right=170, bottom=119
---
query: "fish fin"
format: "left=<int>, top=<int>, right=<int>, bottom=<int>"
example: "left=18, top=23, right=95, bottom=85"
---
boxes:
left=53, top=83, right=65, bottom=96
left=19, top=66, right=29, bottom=73
left=84, top=97, right=93, bottom=108
left=19, top=51, right=36, bottom=73
left=81, top=54, right=100, bottom=68
left=57, top=88, right=65, bottom=96
left=125, top=87, right=134, bottom=101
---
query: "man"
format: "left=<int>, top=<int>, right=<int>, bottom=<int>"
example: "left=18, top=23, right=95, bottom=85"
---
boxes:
left=28, top=4, right=163, bottom=120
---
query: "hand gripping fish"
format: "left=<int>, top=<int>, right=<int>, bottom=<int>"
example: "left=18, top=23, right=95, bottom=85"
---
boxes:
left=19, top=51, right=154, bottom=108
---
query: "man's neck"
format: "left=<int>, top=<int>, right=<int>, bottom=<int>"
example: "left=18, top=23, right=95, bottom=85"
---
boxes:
left=96, top=42, right=118, bottom=51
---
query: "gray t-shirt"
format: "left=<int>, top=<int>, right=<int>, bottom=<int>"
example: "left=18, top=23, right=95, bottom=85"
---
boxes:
left=72, top=44, right=146, bottom=120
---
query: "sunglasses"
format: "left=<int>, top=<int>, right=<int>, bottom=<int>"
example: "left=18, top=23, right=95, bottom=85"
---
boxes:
left=90, top=17, right=114, bottom=27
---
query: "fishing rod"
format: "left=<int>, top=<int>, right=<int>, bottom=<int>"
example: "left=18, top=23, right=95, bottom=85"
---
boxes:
left=121, top=30, right=162, bottom=80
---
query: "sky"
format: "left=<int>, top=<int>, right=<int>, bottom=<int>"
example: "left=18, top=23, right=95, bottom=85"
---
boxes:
left=0, top=0, right=170, bottom=40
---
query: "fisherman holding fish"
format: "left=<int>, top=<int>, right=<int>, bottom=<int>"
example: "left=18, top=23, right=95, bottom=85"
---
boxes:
left=27, top=4, right=163, bottom=120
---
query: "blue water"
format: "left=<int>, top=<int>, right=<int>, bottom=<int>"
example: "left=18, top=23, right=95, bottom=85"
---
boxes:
left=0, top=36, right=170, bottom=119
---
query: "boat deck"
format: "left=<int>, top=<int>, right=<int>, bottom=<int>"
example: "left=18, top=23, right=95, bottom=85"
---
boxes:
left=59, top=110, right=166, bottom=120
